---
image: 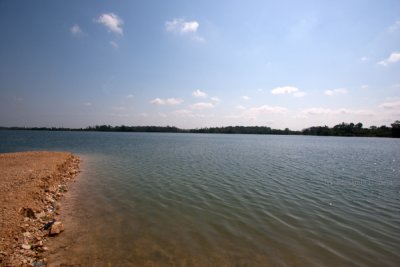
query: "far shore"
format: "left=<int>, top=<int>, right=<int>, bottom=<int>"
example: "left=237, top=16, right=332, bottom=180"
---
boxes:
left=0, top=151, right=80, bottom=266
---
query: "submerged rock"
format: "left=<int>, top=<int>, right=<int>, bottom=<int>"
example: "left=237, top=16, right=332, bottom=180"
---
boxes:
left=50, top=221, right=64, bottom=235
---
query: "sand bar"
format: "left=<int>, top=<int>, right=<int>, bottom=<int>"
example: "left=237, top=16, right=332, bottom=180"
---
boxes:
left=0, top=151, right=80, bottom=266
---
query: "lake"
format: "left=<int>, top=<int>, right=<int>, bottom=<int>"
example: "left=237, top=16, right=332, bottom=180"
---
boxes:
left=0, top=130, right=399, bottom=266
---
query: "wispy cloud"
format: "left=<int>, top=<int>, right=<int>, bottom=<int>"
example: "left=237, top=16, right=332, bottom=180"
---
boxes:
left=173, top=109, right=211, bottom=118
left=380, top=101, right=400, bottom=109
left=110, top=41, right=119, bottom=49
left=165, top=18, right=204, bottom=41
left=83, top=102, right=92, bottom=107
left=95, top=13, right=124, bottom=35
left=388, top=20, right=400, bottom=32
left=150, top=98, right=183, bottom=105
left=293, top=91, right=306, bottom=98
left=190, top=102, right=214, bottom=110
left=192, top=89, right=207, bottom=98
left=377, top=52, right=400, bottom=66
left=112, top=106, right=125, bottom=111
left=325, top=88, right=347, bottom=96
left=173, top=109, right=193, bottom=116
left=210, top=97, right=220, bottom=102
left=70, top=24, right=83, bottom=37
left=249, top=105, right=287, bottom=114
left=271, top=86, right=306, bottom=97
left=127, top=94, right=134, bottom=99
left=360, top=56, right=369, bottom=62
left=238, top=105, right=288, bottom=120
left=300, top=107, right=374, bottom=116
left=361, top=85, right=369, bottom=89
left=166, top=18, right=199, bottom=34
left=242, top=96, right=250, bottom=100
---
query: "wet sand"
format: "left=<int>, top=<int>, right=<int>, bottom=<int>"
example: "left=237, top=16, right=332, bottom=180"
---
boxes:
left=0, top=151, right=80, bottom=266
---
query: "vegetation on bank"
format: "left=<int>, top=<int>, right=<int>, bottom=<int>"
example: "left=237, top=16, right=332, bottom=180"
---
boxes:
left=1, top=120, right=400, bottom=138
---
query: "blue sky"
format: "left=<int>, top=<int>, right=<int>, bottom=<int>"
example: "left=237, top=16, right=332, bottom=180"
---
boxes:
left=0, top=0, right=399, bottom=130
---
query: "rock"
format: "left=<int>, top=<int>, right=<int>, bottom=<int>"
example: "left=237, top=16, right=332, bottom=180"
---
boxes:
left=21, top=244, right=31, bottom=250
left=50, top=221, right=64, bottom=235
left=33, top=261, right=46, bottom=267
left=22, top=232, right=31, bottom=238
left=35, top=211, right=46, bottom=219
left=43, top=220, right=55, bottom=230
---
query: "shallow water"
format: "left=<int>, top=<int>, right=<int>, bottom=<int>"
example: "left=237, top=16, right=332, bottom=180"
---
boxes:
left=1, top=131, right=400, bottom=266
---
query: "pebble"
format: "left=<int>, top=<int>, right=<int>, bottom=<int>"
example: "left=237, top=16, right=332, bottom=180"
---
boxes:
left=35, top=211, right=46, bottom=219
left=21, top=244, right=31, bottom=250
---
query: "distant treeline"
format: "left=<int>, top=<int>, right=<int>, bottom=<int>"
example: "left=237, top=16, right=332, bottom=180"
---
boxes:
left=1, top=120, right=400, bottom=138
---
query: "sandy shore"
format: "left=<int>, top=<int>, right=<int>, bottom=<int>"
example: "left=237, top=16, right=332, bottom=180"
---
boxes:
left=0, top=151, right=80, bottom=266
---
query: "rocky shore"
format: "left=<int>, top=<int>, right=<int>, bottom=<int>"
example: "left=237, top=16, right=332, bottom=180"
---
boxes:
left=0, top=151, right=80, bottom=267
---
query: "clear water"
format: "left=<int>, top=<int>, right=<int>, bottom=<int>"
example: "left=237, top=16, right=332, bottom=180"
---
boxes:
left=1, top=131, right=399, bottom=266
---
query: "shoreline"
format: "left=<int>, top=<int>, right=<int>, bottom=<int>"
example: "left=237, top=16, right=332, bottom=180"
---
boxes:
left=0, top=151, right=80, bottom=266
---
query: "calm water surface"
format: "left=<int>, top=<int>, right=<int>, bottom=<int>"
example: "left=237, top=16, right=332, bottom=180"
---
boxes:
left=1, top=131, right=399, bottom=266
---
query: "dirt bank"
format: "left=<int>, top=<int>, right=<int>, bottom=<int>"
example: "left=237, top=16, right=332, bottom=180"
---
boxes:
left=0, top=151, right=80, bottom=266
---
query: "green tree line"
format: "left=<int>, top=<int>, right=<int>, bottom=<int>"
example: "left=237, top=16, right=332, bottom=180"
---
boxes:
left=1, top=120, right=400, bottom=138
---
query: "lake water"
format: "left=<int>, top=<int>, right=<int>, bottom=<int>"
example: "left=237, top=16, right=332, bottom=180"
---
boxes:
left=1, top=130, right=399, bottom=266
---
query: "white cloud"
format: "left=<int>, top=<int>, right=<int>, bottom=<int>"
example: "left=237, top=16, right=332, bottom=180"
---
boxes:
left=165, top=18, right=199, bottom=34
left=165, top=18, right=204, bottom=41
left=210, top=97, right=220, bottom=102
left=301, top=108, right=374, bottom=117
left=380, top=101, right=400, bottom=109
left=293, top=91, right=306, bottom=98
left=192, top=89, right=207, bottom=98
left=240, top=105, right=287, bottom=120
left=325, top=88, right=347, bottom=96
left=127, top=94, right=134, bottom=99
left=150, top=98, right=183, bottom=105
left=360, top=56, right=369, bottom=62
left=112, top=106, right=125, bottom=111
left=95, top=13, right=123, bottom=35
left=191, top=35, right=205, bottom=42
left=110, top=41, right=119, bottom=48
left=388, top=20, right=400, bottom=32
left=242, top=96, right=250, bottom=100
left=271, top=86, right=306, bottom=98
left=173, top=109, right=192, bottom=116
left=173, top=109, right=211, bottom=118
left=361, top=85, right=369, bottom=89
left=271, top=86, right=298, bottom=95
left=190, top=102, right=214, bottom=110
left=70, top=24, right=83, bottom=37
left=249, top=105, right=288, bottom=114
left=235, top=105, right=246, bottom=110
left=377, top=52, right=400, bottom=66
